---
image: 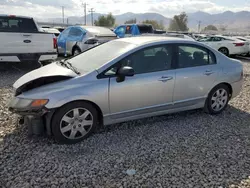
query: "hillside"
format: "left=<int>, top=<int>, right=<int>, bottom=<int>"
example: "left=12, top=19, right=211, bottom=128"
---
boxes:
left=43, top=11, right=250, bottom=31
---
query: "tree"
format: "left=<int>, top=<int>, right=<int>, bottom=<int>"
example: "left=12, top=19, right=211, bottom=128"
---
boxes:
left=168, top=12, right=189, bottom=31
left=204, top=25, right=218, bottom=31
left=125, top=18, right=136, bottom=24
left=94, top=13, right=115, bottom=27
left=142, top=20, right=165, bottom=30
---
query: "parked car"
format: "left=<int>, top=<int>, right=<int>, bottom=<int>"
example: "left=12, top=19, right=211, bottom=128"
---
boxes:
left=233, top=36, right=250, bottom=56
left=53, top=26, right=65, bottom=33
left=114, top=24, right=166, bottom=38
left=41, top=28, right=61, bottom=37
left=164, top=33, right=196, bottom=41
left=57, top=25, right=117, bottom=56
left=9, top=36, right=243, bottom=144
left=198, top=35, right=249, bottom=56
left=0, top=15, right=57, bottom=65
left=193, top=34, right=208, bottom=41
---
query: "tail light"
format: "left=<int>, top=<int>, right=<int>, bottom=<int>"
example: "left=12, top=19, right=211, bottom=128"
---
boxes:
left=53, top=37, right=57, bottom=49
left=234, top=42, right=245, bottom=47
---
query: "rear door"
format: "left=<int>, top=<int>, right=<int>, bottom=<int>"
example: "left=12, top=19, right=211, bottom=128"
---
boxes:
left=173, top=44, right=218, bottom=106
left=0, top=16, right=26, bottom=54
left=202, top=37, right=218, bottom=49
left=57, top=27, right=71, bottom=54
left=17, top=18, right=55, bottom=53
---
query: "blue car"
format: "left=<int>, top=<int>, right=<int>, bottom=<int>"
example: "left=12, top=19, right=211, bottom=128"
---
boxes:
left=114, top=24, right=166, bottom=38
left=57, top=25, right=117, bottom=56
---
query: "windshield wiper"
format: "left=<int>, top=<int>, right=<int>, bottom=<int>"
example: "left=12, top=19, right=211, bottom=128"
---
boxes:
left=57, top=60, right=81, bottom=75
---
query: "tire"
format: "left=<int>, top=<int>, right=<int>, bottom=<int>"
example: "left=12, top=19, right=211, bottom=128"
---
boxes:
left=204, top=84, right=230, bottom=115
left=218, top=47, right=229, bottom=56
left=52, top=101, right=98, bottom=144
left=72, top=47, right=81, bottom=56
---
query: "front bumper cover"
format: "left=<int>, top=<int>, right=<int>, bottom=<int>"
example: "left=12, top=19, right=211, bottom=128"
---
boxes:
left=8, top=97, right=55, bottom=136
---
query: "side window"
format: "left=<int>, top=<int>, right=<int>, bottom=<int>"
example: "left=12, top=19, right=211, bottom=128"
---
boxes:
left=177, top=45, right=216, bottom=69
left=125, top=26, right=132, bottom=34
left=0, top=17, right=37, bottom=32
left=212, top=37, right=222, bottom=42
left=61, top=28, right=70, bottom=37
left=105, top=45, right=173, bottom=76
left=69, top=28, right=83, bottom=37
left=18, top=18, right=37, bottom=32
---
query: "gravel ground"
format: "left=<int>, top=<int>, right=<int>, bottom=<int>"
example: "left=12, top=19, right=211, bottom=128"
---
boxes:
left=0, top=58, right=250, bottom=188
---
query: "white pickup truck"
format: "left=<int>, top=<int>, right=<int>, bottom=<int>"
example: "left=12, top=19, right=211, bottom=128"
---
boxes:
left=0, top=15, right=57, bottom=66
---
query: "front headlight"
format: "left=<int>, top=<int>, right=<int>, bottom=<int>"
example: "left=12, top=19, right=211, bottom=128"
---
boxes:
left=9, top=98, right=49, bottom=109
left=30, top=99, right=49, bottom=107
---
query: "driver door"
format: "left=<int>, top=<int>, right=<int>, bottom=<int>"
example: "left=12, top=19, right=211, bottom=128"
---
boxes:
left=107, top=44, right=176, bottom=119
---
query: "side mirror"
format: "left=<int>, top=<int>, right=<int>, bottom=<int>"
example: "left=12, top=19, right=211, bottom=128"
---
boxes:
left=116, top=66, right=134, bottom=83
left=117, top=66, right=134, bottom=77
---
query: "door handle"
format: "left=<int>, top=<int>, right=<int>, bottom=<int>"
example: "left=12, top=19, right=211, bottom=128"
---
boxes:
left=23, top=34, right=31, bottom=37
left=23, top=40, right=31, bottom=43
left=158, top=76, right=173, bottom=82
left=204, top=70, right=214, bottom=76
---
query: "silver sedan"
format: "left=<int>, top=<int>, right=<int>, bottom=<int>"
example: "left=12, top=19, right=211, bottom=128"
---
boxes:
left=9, top=37, right=243, bottom=144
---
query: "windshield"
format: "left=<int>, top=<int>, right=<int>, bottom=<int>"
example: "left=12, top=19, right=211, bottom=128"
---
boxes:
left=67, top=40, right=137, bottom=74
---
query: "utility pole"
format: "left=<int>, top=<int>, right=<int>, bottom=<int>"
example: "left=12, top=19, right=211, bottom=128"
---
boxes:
left=89, top=8, right=95, bottom=26
left=62, top=6, right=65, bottom=24
left=198, top=20, right=201, bottom=33
left=82, top=2, right=88, bottom=25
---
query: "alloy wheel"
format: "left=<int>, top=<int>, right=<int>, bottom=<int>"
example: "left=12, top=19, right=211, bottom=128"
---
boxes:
left=60, top=108, right=93, bottom=140
left=219, top=48, right=228, bottom=56
left=211, top=88, right=228, bottom=112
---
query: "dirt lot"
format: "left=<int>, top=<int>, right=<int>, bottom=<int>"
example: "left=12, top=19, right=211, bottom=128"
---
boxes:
left=0, top=58, right=250, bottom=188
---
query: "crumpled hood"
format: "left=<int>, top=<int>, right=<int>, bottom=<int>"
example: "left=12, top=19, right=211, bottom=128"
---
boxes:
left=13, top=62, right=78, bottom=95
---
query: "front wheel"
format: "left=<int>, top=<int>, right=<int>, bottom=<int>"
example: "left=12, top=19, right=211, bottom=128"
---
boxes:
left=218, top=47, right=229, bottom=56
left=52, top=101, right=98, bottom=144
left=204, top=85, right=230, bottom=115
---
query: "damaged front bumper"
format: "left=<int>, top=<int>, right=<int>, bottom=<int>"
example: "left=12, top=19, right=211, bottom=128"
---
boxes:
left=8, top=97, right=55, bottom=136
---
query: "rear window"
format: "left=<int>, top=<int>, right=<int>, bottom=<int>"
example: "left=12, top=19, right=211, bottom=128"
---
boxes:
left=0, top=17, right=38, bottom=33
left=138, top=25, right=153, bottom=34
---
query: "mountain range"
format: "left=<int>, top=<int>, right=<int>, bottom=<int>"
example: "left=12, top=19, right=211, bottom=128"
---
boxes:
left=43, top=11, right=250, bottom=31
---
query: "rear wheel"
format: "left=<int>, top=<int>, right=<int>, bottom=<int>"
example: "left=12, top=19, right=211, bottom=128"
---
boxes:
left=205, top=84, right=230, bottom=115
left=52, top=101, right=98, bottom=144
left=218, top=47, right=229, bottom=56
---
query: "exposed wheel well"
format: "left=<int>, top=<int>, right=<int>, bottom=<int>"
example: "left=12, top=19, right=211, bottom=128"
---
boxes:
left=218, top=47, right=229, bottom=55
left=72, top=45, right=81, bottom=55
left=212, top=83, right=233, bottom=98
left=48, top=100, right=104, bottom=135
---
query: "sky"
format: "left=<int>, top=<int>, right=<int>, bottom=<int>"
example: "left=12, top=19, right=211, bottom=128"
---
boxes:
left=0, top=0, right=250, bottom=20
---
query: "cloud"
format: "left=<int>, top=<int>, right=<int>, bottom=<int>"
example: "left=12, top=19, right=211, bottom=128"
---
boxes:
left=0, top=0, right=74, bottom=7
left=149, top=0, right=250, bottom=17
left=0, top=0, right=249, bottom=19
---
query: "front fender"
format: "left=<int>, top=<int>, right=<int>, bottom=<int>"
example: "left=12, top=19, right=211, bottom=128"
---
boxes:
left=45, top=80, right=110, bottom=116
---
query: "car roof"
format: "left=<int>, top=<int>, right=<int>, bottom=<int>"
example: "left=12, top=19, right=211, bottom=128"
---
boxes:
left=0, top=14, right=33, bottom=19
left=78, top=25, right=116, bottom=36
left=117, top=36, right=192, bottom=45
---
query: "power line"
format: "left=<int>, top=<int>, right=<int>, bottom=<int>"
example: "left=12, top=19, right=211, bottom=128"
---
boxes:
left=198, top=20, right=201, bottom=33
left=89, top=8, right=95, bottom=26
left=82, top=2, right=88, bottom=25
